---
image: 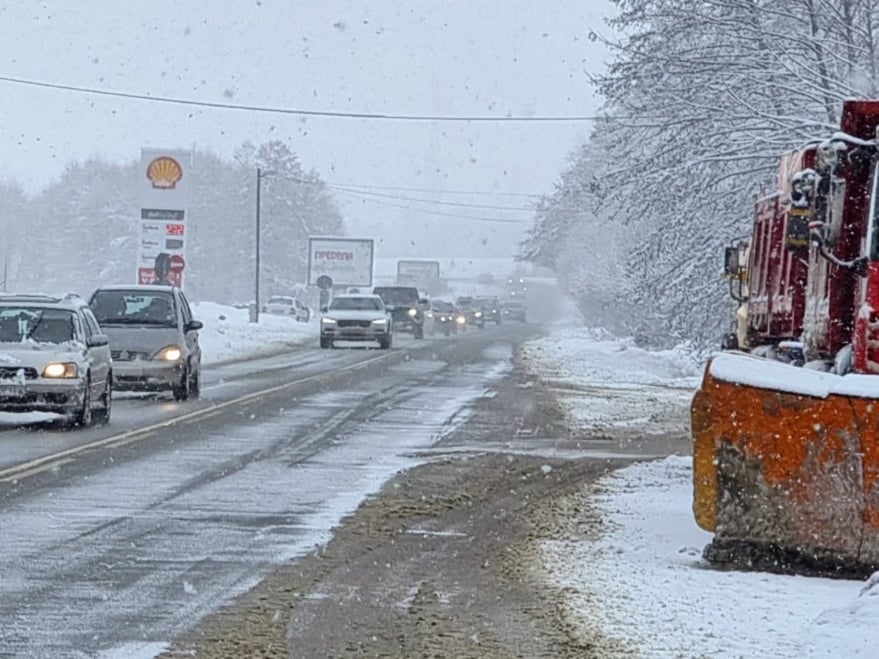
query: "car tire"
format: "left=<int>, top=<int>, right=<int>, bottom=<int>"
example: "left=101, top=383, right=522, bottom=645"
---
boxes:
left=173, top=366, right=191, bottom=401
left=379, top=334, right=391, bottom=350
left=320, top=338, right=333, bottom=349
left=94, top=376, right=112, bottom=425
left=74, top=377, right=94, bottom=428
left=189, top=363, right=201, bottom=400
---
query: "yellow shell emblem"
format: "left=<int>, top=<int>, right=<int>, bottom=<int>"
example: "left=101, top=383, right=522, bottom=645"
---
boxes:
left=146, top=156, right=183, bottom=189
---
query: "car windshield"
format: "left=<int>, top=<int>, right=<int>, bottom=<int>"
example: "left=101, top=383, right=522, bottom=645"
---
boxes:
left=0, top=307, right=76, bottom=344
left=90, top=290, right=176, bottom=327
left=329, top=297, right=383, bottom=311
left=373, top=288, right=418, bottom=305
left=267, top=296, right=294, bottom=305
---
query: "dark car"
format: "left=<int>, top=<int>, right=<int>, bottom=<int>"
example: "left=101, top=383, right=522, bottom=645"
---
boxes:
left=502, top=300, right=527, bottom=322
left=429, top=301, right=459, bottom=336
left=455, top=296, right=485, bottom=329
left=475, top=296, right=502, bottom=325
left=373, top=286, right=427, bottom=339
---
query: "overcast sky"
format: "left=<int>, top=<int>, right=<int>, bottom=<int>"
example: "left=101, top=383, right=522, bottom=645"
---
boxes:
left=0, top=0, right=613, bottom=259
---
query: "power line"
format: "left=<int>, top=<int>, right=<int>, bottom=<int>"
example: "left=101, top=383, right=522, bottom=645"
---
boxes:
left=327, top=184, right=537, bottom=211
left=325, top=182, right=542, bottom=198
left=0, top=74, right=600, bottom=123
left=332, top=189, right=533, bottom=224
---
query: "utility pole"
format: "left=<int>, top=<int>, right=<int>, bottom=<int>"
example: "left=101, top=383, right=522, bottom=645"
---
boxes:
left=252, top=167, right=276, bottom=323
left=254, top=168, right=262, bottom=323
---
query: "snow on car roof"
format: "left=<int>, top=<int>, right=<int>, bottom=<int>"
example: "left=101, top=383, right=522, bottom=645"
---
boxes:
left=709, top=351, right=879, bottom=399
left=92, top=284, right=179, bottom=293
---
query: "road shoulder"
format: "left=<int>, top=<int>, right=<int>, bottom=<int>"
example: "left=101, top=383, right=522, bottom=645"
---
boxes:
left=159, top=345, right=685, bottom=658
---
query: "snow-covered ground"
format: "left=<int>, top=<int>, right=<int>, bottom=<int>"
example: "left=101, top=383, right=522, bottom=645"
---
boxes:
left=192, top=301, right=317, bottom=365
left=521, top=324, right=702, bottom=433
left=527, top=323, right=878, bottom=658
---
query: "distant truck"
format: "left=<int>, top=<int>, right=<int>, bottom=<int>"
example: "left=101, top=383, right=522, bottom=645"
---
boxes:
left=396, top=260, right=441, bottom=289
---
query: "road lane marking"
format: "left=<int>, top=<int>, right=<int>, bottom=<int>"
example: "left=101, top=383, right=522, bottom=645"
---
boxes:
left=0, top=351, right=398, bottom=484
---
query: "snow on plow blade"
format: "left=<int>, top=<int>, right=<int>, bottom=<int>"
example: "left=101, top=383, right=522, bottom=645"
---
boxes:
left=692, top=352, right=879, bottom=575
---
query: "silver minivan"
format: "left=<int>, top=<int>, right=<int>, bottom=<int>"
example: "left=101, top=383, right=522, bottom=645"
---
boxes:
left=88, top=285, right=202, bottom=401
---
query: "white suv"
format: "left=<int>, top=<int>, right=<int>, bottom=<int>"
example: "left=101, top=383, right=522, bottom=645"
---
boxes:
left=0, top=294, right=112, bottom=426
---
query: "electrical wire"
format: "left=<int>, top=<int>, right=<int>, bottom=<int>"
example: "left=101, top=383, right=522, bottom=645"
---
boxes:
left=324, top=182, right=542, bottom=198
left=0, top=74, right=600, bottom=123
left=332, top=189, right=532, bottom=223
left=327, top=184, right=537, bottom=211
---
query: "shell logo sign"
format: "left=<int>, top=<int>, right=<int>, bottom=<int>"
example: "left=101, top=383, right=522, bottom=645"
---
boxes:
left=146, top=156, right=183, bottom=189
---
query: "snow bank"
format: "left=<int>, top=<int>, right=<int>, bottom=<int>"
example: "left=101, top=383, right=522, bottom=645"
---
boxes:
left=520, top=325, right=702, bottom=432
left=541, top=457, right=877, bottom=658
left=192, top=302, right=317, bottom=365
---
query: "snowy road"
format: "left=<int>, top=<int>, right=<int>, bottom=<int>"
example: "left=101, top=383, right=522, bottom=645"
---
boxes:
left=0, top=324, right=533, bottom=658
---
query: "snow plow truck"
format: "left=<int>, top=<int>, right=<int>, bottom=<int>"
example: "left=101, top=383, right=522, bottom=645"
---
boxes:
left=693, top=100, right=879, bottom=575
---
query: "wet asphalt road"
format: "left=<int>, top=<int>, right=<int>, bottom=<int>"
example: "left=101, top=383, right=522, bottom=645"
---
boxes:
left=0, top=320, right=538, bottom=658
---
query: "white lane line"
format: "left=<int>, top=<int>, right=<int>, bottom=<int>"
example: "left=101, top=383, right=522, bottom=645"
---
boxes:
left=0, top=351, right=396, bottom=483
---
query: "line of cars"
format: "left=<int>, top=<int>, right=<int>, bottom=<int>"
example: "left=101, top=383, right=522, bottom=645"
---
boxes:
left=0, top=284, right=202, bottom=428
left=319, top=287, right=527, bottom=348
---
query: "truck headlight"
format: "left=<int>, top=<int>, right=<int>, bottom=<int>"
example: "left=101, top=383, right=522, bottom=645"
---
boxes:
left=42, top=362, right=78, bottom=378
left=407, top=308, right=417, bottom=317
left=155, top=346, right=183, bottom=361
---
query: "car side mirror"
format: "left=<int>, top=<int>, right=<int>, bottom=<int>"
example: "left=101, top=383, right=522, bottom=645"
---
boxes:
left=88, top=334, right=109, bottom=347
left=320, top=306, right=328, bottom=313
left=186, top=320, right=204, bottom=331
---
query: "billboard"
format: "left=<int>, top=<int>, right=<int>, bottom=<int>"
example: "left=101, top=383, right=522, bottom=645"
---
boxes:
left=137, top=148, right=192, bottom=288
left=396, top=259, right=441, bottom=284
left=308, top=237, right=375, bottom=288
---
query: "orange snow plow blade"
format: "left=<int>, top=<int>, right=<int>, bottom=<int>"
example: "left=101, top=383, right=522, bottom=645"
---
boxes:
left=692, top=352, right=879, bottom=574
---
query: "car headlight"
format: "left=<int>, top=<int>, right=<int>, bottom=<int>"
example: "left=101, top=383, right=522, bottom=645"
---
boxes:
left=407, top=308, right=417, bottom=317
left=439, top=316, right=447, bottom=322
left=475, top=311, right=483, bottom=318
left=155, top=346, right=183, bottom=361
left=456, top=316, right=465, bottom=324
left=321, top=317, right=338, bottom=325
left=42, top=362, right=78, bottom=378
left=372, top=318, right=388, bottom=326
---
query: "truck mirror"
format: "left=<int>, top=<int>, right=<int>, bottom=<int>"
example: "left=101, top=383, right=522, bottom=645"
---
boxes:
left=786, top=212, right=812, bottom=251
left=723, top=247, right=739, bottom=277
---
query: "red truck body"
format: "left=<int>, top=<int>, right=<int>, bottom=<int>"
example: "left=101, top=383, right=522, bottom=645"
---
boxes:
left=736, top=100, right=879, bottom=373
left=744, top=150, right=811, bottom=347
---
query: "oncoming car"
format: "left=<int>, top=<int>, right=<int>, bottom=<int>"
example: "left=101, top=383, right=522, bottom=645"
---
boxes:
left=320, top=294, right=392, bottom=349
left=0, top=294, right=112, bottom=426
left=88, top=285, right=202, bottom=401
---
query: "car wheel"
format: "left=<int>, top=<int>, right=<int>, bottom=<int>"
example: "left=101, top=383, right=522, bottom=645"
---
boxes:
left=379, top=334, right=391, bottom=349
left=320, top=338, right=333, bottom=349
left=94, top=376, right=112, bottom=425
left=173, top=366, right=191, bottom=401
left=74, top=377, right=94, bottom=428
left=189, top=364, right=201, bottom=400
